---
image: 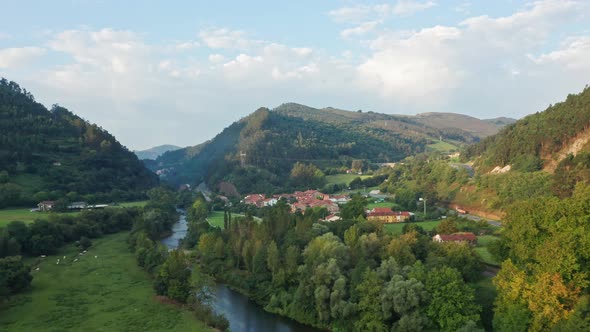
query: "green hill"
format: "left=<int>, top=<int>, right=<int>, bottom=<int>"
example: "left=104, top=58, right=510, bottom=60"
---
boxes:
left=152, top=103, right=503, bottom=194
left=464, top=86, right=590, bottom=197
left=0, top=78, right=158, bottom=207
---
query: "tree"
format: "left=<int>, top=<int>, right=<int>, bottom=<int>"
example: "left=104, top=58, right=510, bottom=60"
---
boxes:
left=341, top=194, right=367, bottom=220
left=154, top=250, right=192, bottom=303
left=354, top=269, right=387, bottom=331
left=77, top=236, right=92, bottom=250
left=436, top=218, right=459, bottom=234
left=425, top=266, right=481, bottom=331
left=0, top=256, right=32, bottom=297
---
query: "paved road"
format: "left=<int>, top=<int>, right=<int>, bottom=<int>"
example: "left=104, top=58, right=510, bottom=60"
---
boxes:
left=462, top=213, right=502, bottom=227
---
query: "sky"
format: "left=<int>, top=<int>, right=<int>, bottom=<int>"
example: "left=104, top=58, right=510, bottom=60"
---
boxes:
left=1, top=0, right=589, bottom=150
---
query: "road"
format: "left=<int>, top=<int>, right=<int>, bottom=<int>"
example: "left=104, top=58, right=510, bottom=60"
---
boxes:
left=462, top=213, right=502, bottom=227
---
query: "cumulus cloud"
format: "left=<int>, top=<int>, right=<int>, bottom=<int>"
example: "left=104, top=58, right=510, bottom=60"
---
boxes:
left=0, top=47, right=45, bottom=68
left=199, top=28, right=263, bottom=50
left=356, top=0, right=590, bottom=108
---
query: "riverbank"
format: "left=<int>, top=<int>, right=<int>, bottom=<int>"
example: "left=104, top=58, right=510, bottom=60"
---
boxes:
left=0, top=232, right=212, bottom=332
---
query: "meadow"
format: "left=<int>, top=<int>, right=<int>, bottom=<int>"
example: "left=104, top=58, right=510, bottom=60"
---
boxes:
left=0, top=232, right=211, bottom=332
left=383, top=220, right=442, bottom=235
left=325, top=174, right=371, bottom=185
left=207, top=210, right=249, bottom=228
left=0, top=201, right=148, bottom=227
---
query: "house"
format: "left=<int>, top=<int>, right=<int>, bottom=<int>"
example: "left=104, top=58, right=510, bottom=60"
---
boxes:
left=366, top=208, right=413, bottom=223
left=432, top=232, right=478, bottom=245
left=38, top=201, right=55, bottom=212
left=68, top=201, right=87, bottom=210
left=322, top=214, right=342, bottom=222
left=243, top=194, right=266, bottom=208
left=263, top=198, right=278, bottom=207
left=329, top=195, right=350, bottom=204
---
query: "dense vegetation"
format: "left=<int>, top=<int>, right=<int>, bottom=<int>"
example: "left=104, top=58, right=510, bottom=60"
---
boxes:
left=464, top=86, right=590, bottom=173
left=0, top=79, right=158, bottom=207
left=186, top=194, right=488, bottom=331
left=152, top=103, right=494, bottom=195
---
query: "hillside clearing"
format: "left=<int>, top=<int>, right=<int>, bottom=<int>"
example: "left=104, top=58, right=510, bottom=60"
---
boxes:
left=326, top=174, right=372, bottom=185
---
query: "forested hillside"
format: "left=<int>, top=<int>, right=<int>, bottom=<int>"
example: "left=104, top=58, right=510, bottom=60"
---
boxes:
left=153, top=104, right=503, bottom=194
left=0, top=79, right=157, bottom=206
left=464, top=86, right=590, bottom=197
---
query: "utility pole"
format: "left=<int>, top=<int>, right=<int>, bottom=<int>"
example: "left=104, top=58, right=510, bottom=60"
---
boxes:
left=419, top=197, right=426, bottom=215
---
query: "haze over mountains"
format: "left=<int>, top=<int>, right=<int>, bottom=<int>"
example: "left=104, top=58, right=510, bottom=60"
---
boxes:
left=134, top=145, right=182, bottom=160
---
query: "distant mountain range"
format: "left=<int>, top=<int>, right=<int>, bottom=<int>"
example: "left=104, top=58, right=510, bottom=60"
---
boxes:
left=0, top=78, right=157, bottom=206
left=151, top=103, right=514, bottom=193
left=134, top=144, right=182, bottom=160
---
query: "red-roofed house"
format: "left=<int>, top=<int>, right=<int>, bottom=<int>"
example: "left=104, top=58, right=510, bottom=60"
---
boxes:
left=322, top=214, right=342, bottom=222
left=432, top=233, right=478, bottom=245
left=243, top=194, right=266, bottom=208
left=366, top=208, right=413, bottom=223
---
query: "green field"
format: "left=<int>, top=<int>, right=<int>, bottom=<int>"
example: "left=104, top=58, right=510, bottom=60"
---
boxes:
left=0, top=208, right=80, bottom=227
left=118, top=201, right=148, bottom=208
left=426, top=141, right=459, bottom=152
left=0, top=232, right=211, bottom=332
left=207, top=211, right=249, bottom=228
left=326, top=174, right=372, bottom=185
left=476, top=235, right=501, bottom=266
left=383, top=220, right=442, bottom=235
left=0, top=201, right=148, bottom=227
left=366, top=201, right=400, bottom=210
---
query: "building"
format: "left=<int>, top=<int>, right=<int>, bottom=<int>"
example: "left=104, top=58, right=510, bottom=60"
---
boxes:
left=432, top=233, right=478, bottom=245
left=243, top=194, right=266, bottom=208
left=68, top=201, right=87, bottom=210
left=38, top=201, right=55, bottom=212
left=262, top=198, right=278, bottom=207
left=366, top=207, right=413, bottom=223
left=322, top=214, right=342, bottom=222
left=329, top=195, right=350, bottom=204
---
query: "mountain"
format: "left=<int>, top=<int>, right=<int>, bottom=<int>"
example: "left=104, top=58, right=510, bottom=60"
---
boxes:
left=411, top=112, right=513, bottom=138
left=464, top=86, right=590, bottom=196
left=134, top=144, right=182, bottom=160
left=0, top=78, right=158, bottom=207
left=482, top=117, right=517, bottom=128
left=152, top=103, right=505, bottom=194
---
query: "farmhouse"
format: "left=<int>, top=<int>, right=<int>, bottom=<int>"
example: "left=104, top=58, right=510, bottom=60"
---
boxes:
left=38, top=201, right=55, bottom=212
left=322, top=214, right=342, bottom=222
left=366, top=207, right=413, bottom=223
left=432, top=232, right=478, bottom=245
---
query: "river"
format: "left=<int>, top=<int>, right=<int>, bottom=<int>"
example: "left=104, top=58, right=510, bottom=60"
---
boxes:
left=161, top=212, right=321, bottom=332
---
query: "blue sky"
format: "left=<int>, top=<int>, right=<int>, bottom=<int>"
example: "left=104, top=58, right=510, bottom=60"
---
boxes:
left=1, top=0, right=589, bottom=149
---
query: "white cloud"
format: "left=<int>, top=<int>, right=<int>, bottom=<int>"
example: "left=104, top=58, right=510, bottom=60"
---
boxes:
left=529, top=36, right=590, bottom=70
left=341, top=21, right=381, bottom=38
left=208, top=54, right=226, bottom=63
left=356, top=0, right=590, bottom=107
left=328, top=5, right=374, bottom=23
left=393, top=0, right=436, bottom=16
left=175, top=41, right=200, bottom=51
left=0, top=47, right=45, bottom=68
left=199, top=28, right=262, bottom=50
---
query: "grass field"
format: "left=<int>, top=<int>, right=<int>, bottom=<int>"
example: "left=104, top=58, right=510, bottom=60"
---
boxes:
left=366, top=201, right=400, bottom=210
left=0, top=201, right=148, bottom=227
left=118, top=201, right=148, bottom=208
left=0, top=209, right=81, bottom=227
left=0, top=232, right=211, bottom=332
left=207, top=211, right=249, bottom=228
left=426, top=141, right=459, bottom=152
left=326, top=174, right=371, bottom=185
left=476, top=235, right=500, bottom=266
left=383, top=220, right=442, bottom=235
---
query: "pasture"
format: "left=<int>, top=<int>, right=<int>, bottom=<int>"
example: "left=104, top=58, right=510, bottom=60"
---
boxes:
left=0, top=232, right=211, bottom=331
